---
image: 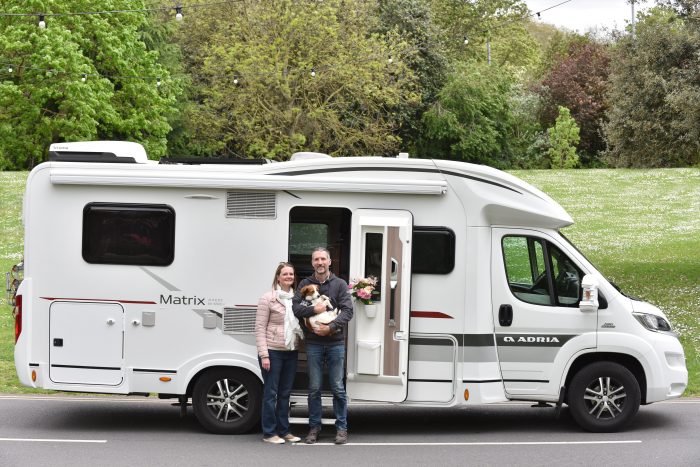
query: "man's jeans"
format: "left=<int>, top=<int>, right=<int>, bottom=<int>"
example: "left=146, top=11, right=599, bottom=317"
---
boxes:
left=306, top=342, right=348, bottom=431
left=259, top=349, right=298, bottom=438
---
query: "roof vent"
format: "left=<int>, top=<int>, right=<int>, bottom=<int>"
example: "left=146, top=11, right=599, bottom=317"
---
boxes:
left=48, top=141, right=149, bottom=164
left=290, top=151, right=332, bottom=161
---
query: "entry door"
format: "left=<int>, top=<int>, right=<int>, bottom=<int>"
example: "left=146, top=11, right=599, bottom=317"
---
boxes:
left=491, top=228, right=597, bottom=396
left=50, top=301, right=124, bottom=386
left=347, top=209, right=413, bottom=402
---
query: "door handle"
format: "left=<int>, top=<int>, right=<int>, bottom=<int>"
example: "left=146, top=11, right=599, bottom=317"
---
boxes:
left=499, top=304, right=513, bottom=327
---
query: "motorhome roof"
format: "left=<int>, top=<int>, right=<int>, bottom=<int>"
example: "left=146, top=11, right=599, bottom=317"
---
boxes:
left=38, top=141, right=573, bottom=228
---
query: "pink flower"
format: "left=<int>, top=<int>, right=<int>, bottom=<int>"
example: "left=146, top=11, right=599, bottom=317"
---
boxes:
left=357, top=289, right=371, bottom=299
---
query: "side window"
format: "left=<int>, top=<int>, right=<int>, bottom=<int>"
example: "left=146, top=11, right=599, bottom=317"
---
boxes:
left=502, top=236, right=582, bottom=307
left=364, top=232, right=383, bottom=301
left=549, top=244, right=582, bottom=305
left=411, top=227, right=455, bottom=274
left=83, top=203, right=175, bottom=266
left=502, top=236, right=552, bottom=305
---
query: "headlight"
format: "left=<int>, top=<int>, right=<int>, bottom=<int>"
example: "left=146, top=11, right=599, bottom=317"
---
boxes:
left=633, top=312, right=672, bottom=333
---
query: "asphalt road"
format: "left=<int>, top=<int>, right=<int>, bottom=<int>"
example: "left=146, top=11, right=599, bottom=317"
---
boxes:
left=0, top=395, right=698, bottom=466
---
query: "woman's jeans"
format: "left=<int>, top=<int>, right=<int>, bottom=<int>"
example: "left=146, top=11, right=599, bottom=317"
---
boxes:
left=259, top=349, right=298, bottom=437
left=306, top=343, right=348, bottom=431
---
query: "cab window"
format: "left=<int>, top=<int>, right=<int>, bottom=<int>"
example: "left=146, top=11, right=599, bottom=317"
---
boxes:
left=502, top=236, right=582, bottom=307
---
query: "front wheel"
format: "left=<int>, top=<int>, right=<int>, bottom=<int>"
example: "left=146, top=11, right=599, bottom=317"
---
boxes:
left=568, top=362, right=641, bottom=432
left=192, top=368, right=262, bottom=434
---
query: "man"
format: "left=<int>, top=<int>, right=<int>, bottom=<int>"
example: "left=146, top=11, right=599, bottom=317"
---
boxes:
left=293, top=247, right=354, bottom=445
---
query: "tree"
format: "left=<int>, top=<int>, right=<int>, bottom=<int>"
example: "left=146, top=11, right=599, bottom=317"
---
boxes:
left=547, top=106, right=580, bottom=168
left=0, top=1, right=180, bottom=169
left=508, top=83, right=547, bottom=168
left=603, top=5, right=700, bottom=167
left=536, top=39, right=611, bottom=165
left=374, top=0, right=448, bottom=151
left=174, top=0, right=419, bottom=159
left=430, top=0, right=541, bottom=69
left=415, top=62, right=514, bottom=167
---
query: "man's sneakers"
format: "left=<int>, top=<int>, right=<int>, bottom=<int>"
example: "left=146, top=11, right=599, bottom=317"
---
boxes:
left=305, top=426, right=321, bottom=444
left=334, top=430, right=348, bottom=445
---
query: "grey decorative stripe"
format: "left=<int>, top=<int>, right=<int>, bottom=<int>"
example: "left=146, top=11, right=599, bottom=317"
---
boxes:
left=462, top=346, right=499, bottom=363
left=409, top=345, right=455, bottom=362
left=409, top=334, right=495, bottom=347
left=139, top=267, right=180, bottom=291
left=495, top=334, right=576, bottom=347
left=497, top=346, right=560, bottom=363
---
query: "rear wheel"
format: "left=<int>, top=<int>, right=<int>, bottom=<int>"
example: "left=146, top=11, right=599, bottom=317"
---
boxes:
left=192, top=368, right=262, bottom=434
left=568, top=362, right=640, bottom=432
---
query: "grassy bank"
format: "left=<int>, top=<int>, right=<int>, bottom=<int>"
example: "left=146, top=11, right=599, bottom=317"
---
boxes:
left=1, top=169, right=698, bottom=395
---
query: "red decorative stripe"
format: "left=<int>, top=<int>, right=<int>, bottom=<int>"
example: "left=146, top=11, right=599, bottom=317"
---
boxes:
left=410, top=311, right=453, bottom=319
left=41, top=297, right=157, bottom=305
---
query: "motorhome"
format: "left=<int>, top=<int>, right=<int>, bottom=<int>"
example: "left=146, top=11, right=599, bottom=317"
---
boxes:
left=7, top=141, right=687, bottom=434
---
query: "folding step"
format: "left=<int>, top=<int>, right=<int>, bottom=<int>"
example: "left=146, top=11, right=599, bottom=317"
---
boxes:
left=289, top=394, right=336, bottom=425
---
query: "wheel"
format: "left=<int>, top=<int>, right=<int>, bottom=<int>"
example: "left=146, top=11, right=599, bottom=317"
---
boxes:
left=192, top=368, right=262, bottom=434
left=568, top=362, right=641, bottom=432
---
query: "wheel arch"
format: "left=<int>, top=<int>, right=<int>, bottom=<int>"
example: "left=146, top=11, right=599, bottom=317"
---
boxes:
left=185, top=364, right=262, bottom=398
left=563, top=352, right=647, bottom=405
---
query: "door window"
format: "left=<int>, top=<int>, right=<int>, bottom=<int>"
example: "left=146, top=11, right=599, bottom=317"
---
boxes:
left=502, top=236, right=582, bottom=307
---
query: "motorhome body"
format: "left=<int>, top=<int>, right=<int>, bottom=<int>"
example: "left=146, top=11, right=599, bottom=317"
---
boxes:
left=11, top=141, right=687, bottom=434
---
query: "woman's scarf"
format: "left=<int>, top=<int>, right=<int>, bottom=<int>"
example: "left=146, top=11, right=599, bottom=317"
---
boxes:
left=277, top=286, right=303, bottom=350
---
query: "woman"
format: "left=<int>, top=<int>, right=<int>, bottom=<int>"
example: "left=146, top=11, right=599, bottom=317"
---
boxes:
left=255, top=262, right=304, bottom=444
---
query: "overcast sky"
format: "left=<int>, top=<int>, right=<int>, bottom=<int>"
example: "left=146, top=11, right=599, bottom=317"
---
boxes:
left=524, top=0, right=653, bottom=33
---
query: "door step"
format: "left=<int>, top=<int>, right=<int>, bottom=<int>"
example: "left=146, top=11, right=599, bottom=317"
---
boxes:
left=288, top=416, right=336, bottom=425
left=289, top=394, right=336, bottom=425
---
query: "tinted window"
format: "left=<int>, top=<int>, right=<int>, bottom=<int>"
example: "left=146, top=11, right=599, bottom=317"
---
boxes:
left=83, top=203, right=175, bottom=266
left=411, top=227, right=455, bottom=274
left=364, top=232, right=383, bottom=301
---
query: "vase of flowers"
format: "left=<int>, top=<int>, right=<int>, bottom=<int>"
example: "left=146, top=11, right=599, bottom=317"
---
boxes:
left=348, top=276, right=379, bottom=318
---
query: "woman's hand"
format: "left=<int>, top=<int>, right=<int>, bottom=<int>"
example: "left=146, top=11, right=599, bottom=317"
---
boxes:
left=261, top=357, right=270, bottom=371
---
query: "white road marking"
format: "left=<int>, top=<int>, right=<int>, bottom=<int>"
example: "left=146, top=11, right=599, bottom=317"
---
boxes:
left=304, top=440, right=643, bottom=446
left=0, top=438, right=107, bottom=444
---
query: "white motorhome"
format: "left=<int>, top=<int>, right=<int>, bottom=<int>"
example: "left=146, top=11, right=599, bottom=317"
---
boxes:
left=8, top=141, right=687, bottom=434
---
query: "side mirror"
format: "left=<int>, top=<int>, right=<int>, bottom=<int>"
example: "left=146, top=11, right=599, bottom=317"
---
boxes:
left=579, top=274, right=599, bottom=312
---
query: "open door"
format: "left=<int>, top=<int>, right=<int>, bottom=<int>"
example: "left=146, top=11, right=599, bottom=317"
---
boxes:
left=347, top=209, right=412, bottom=402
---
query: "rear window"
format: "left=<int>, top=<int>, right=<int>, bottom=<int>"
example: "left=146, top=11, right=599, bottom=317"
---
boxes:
left=83, top=203, right=175, bottom=266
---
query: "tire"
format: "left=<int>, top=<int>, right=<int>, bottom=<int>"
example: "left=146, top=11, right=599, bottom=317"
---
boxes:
left=192, top=368, right=262, bottom=434
left=568, top=362, right=641, bottom=432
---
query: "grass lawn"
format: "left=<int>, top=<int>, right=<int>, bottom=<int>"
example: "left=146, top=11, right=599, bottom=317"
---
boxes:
left=1, top=168, right=698, bottom=395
